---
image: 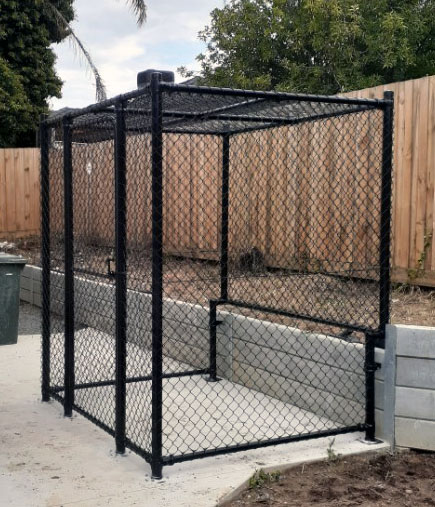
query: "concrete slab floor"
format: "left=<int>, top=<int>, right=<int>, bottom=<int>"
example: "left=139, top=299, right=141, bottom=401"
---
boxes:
left=48, top=327, right=337, bottom=457
left=0, top=333, right=389, bottom=507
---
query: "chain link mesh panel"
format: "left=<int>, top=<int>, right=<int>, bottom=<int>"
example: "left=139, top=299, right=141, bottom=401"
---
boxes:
left=124, top=90, right=153, bottom=455
left=41, top=82, right=392, bottom=474
left=46, top=120, right=65, bottom=396
left=226, top=110, right=383, bottom=331
left=70, top=117, right=117, bottom=432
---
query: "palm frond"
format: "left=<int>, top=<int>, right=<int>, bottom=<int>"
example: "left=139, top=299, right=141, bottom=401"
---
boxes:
left=123, top=0, right=147, bottom=27
left=65, top=30, right=107, bottom=102
left=44, top=2, right=107, bottom=102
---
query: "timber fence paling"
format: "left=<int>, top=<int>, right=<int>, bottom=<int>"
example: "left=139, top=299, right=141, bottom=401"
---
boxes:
left=345, top=76, right=435, bottom=287
left=0, top=148, right=40, bottom=239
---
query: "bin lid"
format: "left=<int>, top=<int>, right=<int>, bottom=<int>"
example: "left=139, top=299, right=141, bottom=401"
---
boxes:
left=0, top=252, right=27, bottom=264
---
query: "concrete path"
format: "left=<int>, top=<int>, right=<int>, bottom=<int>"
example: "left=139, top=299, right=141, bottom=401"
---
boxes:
left=0, top=316, right=388, bottom=506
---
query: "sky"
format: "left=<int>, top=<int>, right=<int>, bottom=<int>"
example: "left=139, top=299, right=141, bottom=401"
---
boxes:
left=50, top=0, right=223, bottom=110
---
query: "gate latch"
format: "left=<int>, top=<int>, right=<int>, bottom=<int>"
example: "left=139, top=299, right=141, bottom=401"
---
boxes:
left=365, top=362, right=382, bottom=373
left=106, top=257, right=115, bottom=278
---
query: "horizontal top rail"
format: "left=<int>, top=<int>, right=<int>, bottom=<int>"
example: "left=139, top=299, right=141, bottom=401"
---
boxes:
left=161, top=82, right=390, bottom=107
left=42, top=85, right=152, bottom=126
left=42, top=78, right=390, bottom=128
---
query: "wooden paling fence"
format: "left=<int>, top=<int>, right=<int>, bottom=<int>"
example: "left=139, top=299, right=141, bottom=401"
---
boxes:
left=0, top=148, right=40, bottom=239
left=1, top=75, right=434, bottom=286
left=345, top=76, right=435, bottom=287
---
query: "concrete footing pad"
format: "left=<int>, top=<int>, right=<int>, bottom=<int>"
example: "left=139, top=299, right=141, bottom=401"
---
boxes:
left=0, top=334, right=389, bottom=507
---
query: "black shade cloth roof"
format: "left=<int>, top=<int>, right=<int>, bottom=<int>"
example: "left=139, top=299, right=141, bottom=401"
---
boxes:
left=47, top=82, right=384, bottom=141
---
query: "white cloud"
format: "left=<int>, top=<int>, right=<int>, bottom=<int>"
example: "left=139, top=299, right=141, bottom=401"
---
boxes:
left=50, top=0, right=222, bottom=110
left=94, top=34, right=146, bottom=64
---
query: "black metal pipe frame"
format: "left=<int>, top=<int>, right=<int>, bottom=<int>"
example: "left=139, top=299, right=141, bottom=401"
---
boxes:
left=161, top=105, right=374, bottom=126
left=63, top=117, right=75, bottom=418
left=41, top=80, right=390, bottom=129
left=74, top=267, right=112, bottom=279
left=162, top=82, right=387, bottom=108
left=162, top=425, right=365, bottom=465
left=226, top=104, right=378, bottom=136
left=41, top=85, right=152, bottom=127
left=150, top=72, right=164, bottom=480
left=66, top=103, right=377, bottom=139
left=220, top=134, right=230, bottom=300
left=52, top=380, right=364, bottom=470
left=125, top=98, right=267, bottom=119
left=40, top=118, right=51, bottom=402
left=50, top=369, right=208, bottom=393
left=123, top=97, right=269, bottom=131
left=214, top=298, right=372, bottom=334
left=114, top=99, right=128, bottom=454
left=364, top=331, right=378, bottom=442
left=379, top=91, right=394, bottom=344
left=42, top=80, right=393, bottom=476
left=208, top=301, right=218, bottom=382
left=84, top=127, right=225, bottom=139
left=51, top=390, right=118, bottom=439
left=206, top=132, right=231, bottom=383
left=125, top=437, right=152, bottom=462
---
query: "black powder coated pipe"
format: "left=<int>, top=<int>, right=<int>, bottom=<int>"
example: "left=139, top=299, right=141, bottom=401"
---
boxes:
left=379, top=91, right=394, bottom=346
left=50, top=369, right=208, bottom=392
left=114, top=99, right=127, bottom=454
left=162, top=425, right=365, bottom=465
left=220, top=134, right=230, bottom=301
left=208, top=300, right=218, bottom=382
left=63, top=117, right=75, bottom=418
left=40, top=118, right=51, bottom=402
left=364, top=331, right=379, bottom=442
left=150, top=72, right=164, bottom=480
left=161, top=82, right=387, bottom=107
left=216, top=298, right=373, bottom=333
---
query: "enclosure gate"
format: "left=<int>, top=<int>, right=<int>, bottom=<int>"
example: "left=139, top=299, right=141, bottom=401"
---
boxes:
left=41, top=74, right=393, bottom=478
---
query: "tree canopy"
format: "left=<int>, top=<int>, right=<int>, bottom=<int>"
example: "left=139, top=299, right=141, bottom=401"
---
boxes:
left=0, top=0, right=147, bottom=147
left=0, top=57, right=33, bottom=147
left=0, top=0, right=74, bottom=146
left=185, top=0, right=435, bottom=94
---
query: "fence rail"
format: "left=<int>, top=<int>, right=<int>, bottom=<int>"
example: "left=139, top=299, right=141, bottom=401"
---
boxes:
left=0, top=148, right=40, bottom=239
left=1, top=75, right=434, bottom=287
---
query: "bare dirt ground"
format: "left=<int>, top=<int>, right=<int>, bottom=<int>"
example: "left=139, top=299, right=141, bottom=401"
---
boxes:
left=390, top=285, right=435, bottom=327
left=3, top=236, right=434, bottom=328
left=226, top=450, right=435, bottom=507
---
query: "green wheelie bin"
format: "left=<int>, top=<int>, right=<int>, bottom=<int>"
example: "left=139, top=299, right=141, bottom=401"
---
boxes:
left=0, top=252, right=27, bottom=345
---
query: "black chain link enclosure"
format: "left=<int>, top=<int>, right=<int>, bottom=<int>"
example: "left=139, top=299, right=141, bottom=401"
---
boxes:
left=40, top=73, right=393, bottom=478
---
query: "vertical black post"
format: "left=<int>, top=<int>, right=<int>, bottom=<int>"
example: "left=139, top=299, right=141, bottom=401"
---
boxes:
left=365, top=91, right=393, bottom=441
left=63, top=117, right=75, bottom=418
left=150, top=72, right=164, bottom=480
left=115, top=100, right=127, bottom=454
left=379, top=91, right=394, bottom=340
left=208, top=300, right=218, bottom=382
left=40, top=118, right=51, bottom=402
left=364, top=331, right=377, bottom=441
left=207, top=134, right=229, bottom=384
left=220, top=134, right=230, bottom=301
